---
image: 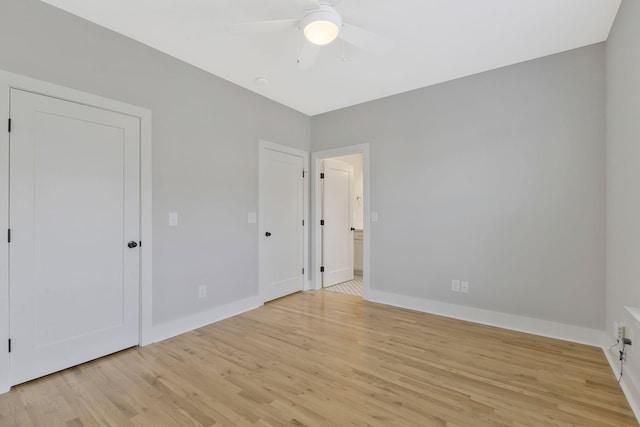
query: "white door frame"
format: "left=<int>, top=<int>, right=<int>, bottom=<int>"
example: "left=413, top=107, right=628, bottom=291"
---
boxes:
left=311, top=144, right=370, bottom=298
left=258, top=140, right=311, bottom=302
left=0, top=69, right=153, bottom=393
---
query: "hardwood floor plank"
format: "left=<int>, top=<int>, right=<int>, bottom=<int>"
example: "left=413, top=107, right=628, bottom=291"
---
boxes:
left=0, top=291, right=636, bottom=426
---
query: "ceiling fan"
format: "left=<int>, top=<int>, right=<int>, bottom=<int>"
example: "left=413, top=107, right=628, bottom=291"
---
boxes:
left=227, top=1, right=393, bottom=70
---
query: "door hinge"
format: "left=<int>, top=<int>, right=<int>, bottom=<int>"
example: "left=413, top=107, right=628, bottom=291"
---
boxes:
left=139, top=241, right=142, bottom=247
left=7, top=229, right=10, bottom=243
left=320, top=220, right=325, bottom=226
left=302, top=170, right=305, bottom=178
left=7, top=118, right=11, bottom=133
left=320, top=266, right=325, bottom=273
left=302, top=220, right=304, bottom=226
left=320, top=173, right=325, bottom=179
left=302, top=268, right=305, bottom=275
left=8, top=339, right=11, bottom=353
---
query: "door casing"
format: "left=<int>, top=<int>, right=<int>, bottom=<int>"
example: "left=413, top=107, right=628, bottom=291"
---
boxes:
left=0, top=69, right=153, bottom=394
left=312, top=144, right=370, bottom=297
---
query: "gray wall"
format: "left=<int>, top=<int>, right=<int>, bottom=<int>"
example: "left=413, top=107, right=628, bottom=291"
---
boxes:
left=606, top=0, right=640, bottom=389
left=0, top=0, right=610, bottom=333
left=0, top=0, right=310, bottom=325
left=312, top=45, right=606, bottom=329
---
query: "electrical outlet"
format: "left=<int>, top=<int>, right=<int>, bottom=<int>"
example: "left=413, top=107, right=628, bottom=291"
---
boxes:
left=451, top=280, right=460, bottom=292
left=615, top=322, right=626, bottom=341
left=460, top=281, right=469, bottom=293
left=198, top=285, right=207, bottom=299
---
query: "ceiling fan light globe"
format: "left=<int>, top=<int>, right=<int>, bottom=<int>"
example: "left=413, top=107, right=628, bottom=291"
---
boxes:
left=301, top=5, right=342, bottom=46
left=304, top=20, right=340, bottom=45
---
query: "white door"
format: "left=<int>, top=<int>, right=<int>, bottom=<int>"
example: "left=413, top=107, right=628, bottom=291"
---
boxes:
left=322, top=158, right=354, bottom=287
left=259, top=143, right=305, bottom=302
left=9, top=89, right=141, bottom=386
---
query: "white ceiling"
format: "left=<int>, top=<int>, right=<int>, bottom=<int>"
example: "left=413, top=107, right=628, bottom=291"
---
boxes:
left=39, top=0, right=621, bottom=116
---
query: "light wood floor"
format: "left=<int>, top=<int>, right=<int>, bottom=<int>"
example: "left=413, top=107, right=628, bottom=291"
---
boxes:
left=0, top=291, right=636, bottom=426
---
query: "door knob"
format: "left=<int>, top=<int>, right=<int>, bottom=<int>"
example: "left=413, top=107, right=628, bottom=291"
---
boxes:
left=127, top=241, right=138, bottom=248
left=265, top=232, right=272, bottom=237
left=351, top=227, right=355, bottom=231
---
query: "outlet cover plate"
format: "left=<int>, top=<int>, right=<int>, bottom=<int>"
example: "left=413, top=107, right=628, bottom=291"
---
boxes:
left=198, top=285, right=207, bottom=299
left=169, top=212, right=178, bottom=227
left=615, top=322, right=626, bottom=341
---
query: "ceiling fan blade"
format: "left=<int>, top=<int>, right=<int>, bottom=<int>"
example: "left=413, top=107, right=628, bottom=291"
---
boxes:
left=334, top=0, right=384, bottom=19
left=226, top=19, right=299, bottom=35
left=297, top=41, right=320, bottom=70
left=339, top=23, right=394, bottom=55
left=331, top=0, right=356, bottom=17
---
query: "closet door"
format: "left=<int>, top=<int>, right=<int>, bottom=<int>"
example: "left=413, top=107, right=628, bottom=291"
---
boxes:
left=259, top=143, right=305, bottom=302
left=9, top=89, right=140, bottom=386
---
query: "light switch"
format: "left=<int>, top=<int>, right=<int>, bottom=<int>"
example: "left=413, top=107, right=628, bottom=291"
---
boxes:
left=168, top=212, right=178, bottom=227
left=461, top=281, right=469, bottom=293
left=371, top=211, right=378, bottom=223
left=451, top=280, right=460, bottom=292
left=248, top=212, right=257, bottom=224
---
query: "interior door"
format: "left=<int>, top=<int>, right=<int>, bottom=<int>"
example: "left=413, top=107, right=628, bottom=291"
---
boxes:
left=322, top=158, right=354, bottom=287
left=9, top=89, right=141, bottom=386
left=260, top=145, right=305, bottom=302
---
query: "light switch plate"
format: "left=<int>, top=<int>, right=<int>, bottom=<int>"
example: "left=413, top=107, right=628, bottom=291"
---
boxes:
left=248, top=212, right=257, bottom=223
left=168, top=212, right=178, bottom=227
left=460, top=281, right=469, bottom=293
left=451, top=280, right=460, bottom=292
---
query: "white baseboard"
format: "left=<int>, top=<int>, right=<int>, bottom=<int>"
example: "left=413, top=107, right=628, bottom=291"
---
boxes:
left=603, top=348, right=640, bottom=422
left=150, top=295, right=263, bottom=344
left=366, top=289, right=604, bottom=346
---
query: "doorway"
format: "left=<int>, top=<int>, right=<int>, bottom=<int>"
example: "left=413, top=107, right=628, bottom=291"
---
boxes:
left=312, top=144, right=370, bottom=299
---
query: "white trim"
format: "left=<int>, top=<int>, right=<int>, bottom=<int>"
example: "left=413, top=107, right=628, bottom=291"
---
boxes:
left=139, top=113, right=154, bottom=345
left=626, top=306, right=640, bottom=324
left=604, top=347, right=640, bottom=423
left=258, top=140, right=310, bottom=301
left=311, top=144, right=370, bottom=298
left=0, top=75, right=8, bottom=394
left=152, top=296, right=263, bottom=343
left=367, top=289, right=605, bottom=346
left=0, top=69, right=152, bottom=393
